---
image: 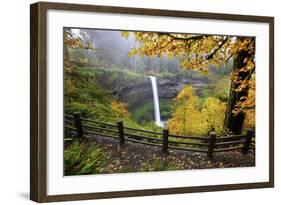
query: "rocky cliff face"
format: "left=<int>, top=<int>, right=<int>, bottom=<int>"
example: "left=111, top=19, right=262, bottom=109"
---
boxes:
left=111, top=78, right=153, bottom=108
left=110, top=76, right=208, bottom=108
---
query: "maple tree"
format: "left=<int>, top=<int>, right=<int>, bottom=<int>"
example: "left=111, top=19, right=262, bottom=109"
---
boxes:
left=168, top=86, right=226, bottom=136
left=122, top=32, right=255, bottom=134
left=168, top=86, right=202, bottom=135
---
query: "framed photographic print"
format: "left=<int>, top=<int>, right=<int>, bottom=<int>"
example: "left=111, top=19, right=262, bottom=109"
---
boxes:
left=30, top=1, right=274, bottom=202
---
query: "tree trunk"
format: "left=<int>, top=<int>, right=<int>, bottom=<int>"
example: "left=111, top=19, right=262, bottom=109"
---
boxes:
left=224, top=37, right=254, bottom=134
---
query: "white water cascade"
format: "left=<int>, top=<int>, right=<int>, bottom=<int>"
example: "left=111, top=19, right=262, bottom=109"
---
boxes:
left=148, top=76, right=164, bottom=127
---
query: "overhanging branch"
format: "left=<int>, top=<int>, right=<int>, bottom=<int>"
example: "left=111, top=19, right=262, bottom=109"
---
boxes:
left=157, top=32, right=206, bottom=41
left=205, top=37, right=229, bottom=61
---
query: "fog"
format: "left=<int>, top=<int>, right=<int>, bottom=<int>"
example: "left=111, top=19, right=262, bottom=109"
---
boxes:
left=68, top=28, right=181, bottom=74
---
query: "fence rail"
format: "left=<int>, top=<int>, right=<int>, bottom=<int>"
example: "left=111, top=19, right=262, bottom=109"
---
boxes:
left=64, top=112, right=255, bottom=158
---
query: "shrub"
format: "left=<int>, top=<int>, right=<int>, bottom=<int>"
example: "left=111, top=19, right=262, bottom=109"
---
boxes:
left=64, top=141, right=109, bottom=175
left=168, top=86, right=226, bottom=136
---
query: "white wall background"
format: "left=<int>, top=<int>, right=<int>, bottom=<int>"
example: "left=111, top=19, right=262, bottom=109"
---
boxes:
left=0, top=0, right=279, bottom=204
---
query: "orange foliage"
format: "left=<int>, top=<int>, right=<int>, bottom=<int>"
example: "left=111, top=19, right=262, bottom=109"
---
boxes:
left=111, top=101, right=130, bottom=119
left=167, top=86, right=226, bottom=136
left=123, top=32, right=255, bottom=121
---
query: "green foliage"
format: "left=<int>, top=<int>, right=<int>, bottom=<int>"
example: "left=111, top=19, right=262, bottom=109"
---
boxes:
left=131, top=101, right=154, bottom=123
left=64, top=66, right=136, bottom=124
left=65, top=102, right=92, bottom=117
left=138, top=121, right=163, bottom=133
left=65, top=141, right=180, bottom=175
left=141, top=158, right=179, bottom=172
left=64, top=141, right=84, bottom=175
left=64, top=141, right=109, bottom=175
left=91, top=66, right=145, bottom=91
left=203, top=76, right=231, bottom=101
left=159, top=99, right=173, bottom=120
left=131, top=99, right=172, bottom=124
left=161, top=110, right=170, bottom=120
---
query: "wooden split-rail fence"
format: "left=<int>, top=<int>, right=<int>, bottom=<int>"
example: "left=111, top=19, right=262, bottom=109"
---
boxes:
left=64, top=112, right=255, bottom=158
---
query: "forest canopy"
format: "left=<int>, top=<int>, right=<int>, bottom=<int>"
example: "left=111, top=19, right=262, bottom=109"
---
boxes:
left=122, top=31, right=255, bottom=134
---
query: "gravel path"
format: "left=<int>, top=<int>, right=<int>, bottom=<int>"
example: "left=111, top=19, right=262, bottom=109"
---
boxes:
left=81, top=134, right=255, bottom=173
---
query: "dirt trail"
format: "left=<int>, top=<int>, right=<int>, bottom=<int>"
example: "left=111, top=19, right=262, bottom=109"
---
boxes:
left=81, top=134, right=255, bottom=173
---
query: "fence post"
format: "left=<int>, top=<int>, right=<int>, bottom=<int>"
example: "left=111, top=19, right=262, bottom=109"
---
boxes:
left=73, top=112, right=83, bottom=138
left=242, top=129, right=254, bottom=154
left=162, top=128, right=169, bottom=153
left=117, top=121, right=125, bottom=146
left=207, top=132, right=216, bottom=158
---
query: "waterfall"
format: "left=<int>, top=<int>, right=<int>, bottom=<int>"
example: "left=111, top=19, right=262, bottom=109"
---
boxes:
left=148, top=76, right=164, bottom=127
